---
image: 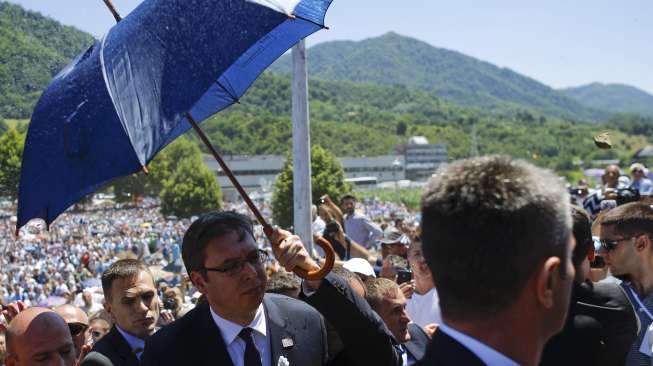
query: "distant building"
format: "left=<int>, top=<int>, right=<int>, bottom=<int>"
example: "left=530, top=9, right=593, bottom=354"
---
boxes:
left=404, top=136, right=448, bottom=181
left=202, top=137, right=447, bottom=199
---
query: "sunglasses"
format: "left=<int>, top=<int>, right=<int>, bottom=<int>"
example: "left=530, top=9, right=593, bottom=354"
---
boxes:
left=599, top=234, right=644, bottom=252
left=68, top=322, right=89, bottom=336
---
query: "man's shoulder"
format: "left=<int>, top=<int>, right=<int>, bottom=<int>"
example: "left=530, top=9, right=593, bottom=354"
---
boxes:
left=415, top=329, right=485, bottom=366
left=148, top=303, right=205, bottom=343
left=264, top=292, right=322, bottom=318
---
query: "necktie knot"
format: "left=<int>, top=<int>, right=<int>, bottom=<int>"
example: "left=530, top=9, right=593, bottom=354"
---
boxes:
left=239, top=327, right=254, bottom=340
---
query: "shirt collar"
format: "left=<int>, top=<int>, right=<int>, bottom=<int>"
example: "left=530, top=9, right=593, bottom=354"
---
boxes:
left=115, top=325, right=146, bottom=352
left=439, top=324, right=520, bottom=366
left=210, top=303, right=267, bottom=345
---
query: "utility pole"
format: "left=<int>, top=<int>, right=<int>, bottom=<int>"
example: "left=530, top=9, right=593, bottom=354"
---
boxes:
left=291, top=40, right=313, bottom=254
left=470, top=123, right=479, bottom=157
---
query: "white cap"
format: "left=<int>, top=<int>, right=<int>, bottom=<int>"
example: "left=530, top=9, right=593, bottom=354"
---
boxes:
left=343, top=258, right=376, bottom=278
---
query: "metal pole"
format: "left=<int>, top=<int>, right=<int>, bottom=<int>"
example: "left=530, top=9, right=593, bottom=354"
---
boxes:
left=291, top=40, right=313, bottom=255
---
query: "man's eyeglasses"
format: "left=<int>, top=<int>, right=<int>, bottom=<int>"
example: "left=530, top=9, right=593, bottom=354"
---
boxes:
left=600, top=234, right=644, bottom=252
left=202, top=249, right=268, bottom=276
left=68, top=322, right=89, bottom=336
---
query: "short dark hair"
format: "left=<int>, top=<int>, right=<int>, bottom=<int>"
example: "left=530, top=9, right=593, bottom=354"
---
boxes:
left=265, top=270, right=301, bottom=295
left=570, top=206, right=593, bottom=268
left=386, top=254, right=408, bottom=270
left=331, top=266, right=365, bottom=293
left=182, top=211, right=254, bottom=281
left=421, top=155, right=571, bottom=321
left=365, top=278, right=399, bottom=311
left=340, top=194, right=356, bottom=203
left=101, top=259, right=151, bottom=301
left=601, top=202, right=653, bottom=238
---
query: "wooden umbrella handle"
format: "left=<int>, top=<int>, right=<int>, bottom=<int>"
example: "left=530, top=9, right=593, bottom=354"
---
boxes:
left=263, top=226, right=335, bottom=280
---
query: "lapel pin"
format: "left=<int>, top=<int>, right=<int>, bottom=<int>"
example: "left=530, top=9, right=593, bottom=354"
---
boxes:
left=282, top=337, right=294, bottom=348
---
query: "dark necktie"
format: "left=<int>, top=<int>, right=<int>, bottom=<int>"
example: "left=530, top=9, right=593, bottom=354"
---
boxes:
left=239, top=327, right=262, bottom=366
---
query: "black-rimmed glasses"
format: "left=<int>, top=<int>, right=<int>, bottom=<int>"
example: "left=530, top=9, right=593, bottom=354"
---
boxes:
left=202, top=249, right=268, bottom=276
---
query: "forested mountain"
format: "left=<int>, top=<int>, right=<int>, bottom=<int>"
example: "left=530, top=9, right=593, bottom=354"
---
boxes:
left=0, top=1, right=94, bottom=118
left=1, top=1, right=652, bottom=177
left=560, top=83, right=653, bottom=117
left=270, top=32, right=607, bottom=121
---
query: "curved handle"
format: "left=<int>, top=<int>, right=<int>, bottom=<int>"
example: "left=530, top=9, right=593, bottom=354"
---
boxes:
left=264, top=225, right=335, bottom=280
left=292, top=236, right=335, bottom=280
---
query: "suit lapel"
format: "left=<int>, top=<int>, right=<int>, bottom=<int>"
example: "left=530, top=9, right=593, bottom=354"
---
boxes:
left=264, top=296, right=293, bottom=366
left=195, top=302, right=235, bottom=366
left=107, top=326, right=139, bottom=366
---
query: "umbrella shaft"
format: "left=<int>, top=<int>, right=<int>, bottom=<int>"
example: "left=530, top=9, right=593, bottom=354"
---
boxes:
left=186, top=113, right=274, bottom=237
left=102, top=0, right=123, bottom=22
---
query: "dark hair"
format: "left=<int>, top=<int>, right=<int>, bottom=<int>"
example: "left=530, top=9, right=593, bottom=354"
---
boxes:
left=570, top=206, right=593, bottom=268
left=182, top=211, right=254, bottom=281
left=265, top=270, right=301, bottom=295
left=421, top=155, right=571, bottom=321
left=101, top=259, right=151, bottom=301
left=340, top=194, right=357, bottom=203
left=601, top=202, right=653, bottom=238
left=365, top=278, right=399, bottom=311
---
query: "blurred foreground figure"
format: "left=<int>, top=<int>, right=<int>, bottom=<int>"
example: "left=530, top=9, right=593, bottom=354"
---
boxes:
left=540, top=207, right=637, bottom=366
left=417, top=156, right=574, bottom=366
left=4, top=307, right=76, bottom=366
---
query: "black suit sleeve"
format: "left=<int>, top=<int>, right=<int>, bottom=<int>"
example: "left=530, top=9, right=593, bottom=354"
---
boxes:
left=304, top=273, right=402, bottom=366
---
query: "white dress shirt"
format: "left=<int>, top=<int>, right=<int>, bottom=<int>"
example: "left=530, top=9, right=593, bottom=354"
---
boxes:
left=115, top=325, right=145, bottom=359
left=438, top=324, right=520, bottom=366
left=210, top=303, right=271, bottom=366
left=406, top=287, right=442, bottom=328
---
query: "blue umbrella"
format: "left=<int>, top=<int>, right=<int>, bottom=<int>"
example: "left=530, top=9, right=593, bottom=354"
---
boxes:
left=17, top=0, right=332, bottom=230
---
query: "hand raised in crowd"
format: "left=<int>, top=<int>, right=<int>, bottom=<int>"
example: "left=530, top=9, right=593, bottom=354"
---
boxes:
left=159, top=309, right=175, bottom=326
left=271, top=227, right=321, bottom=289
left=399, top=280, right=415, bottom=299
left=75, top=344, right=91, bottom=366
left=423, top=323, right=438, bottom=338
left=0, top=300, right=27, bottom=332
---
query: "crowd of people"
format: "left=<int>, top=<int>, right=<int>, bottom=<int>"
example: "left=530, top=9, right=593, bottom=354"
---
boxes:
left=3, top=157, right=653, bottom=366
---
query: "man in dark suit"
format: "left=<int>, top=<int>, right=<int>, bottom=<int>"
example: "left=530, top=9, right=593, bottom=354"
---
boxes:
left=81, top=259, right=160, bottom=366
left=366, top=278, right=428, bottom=365
left=417, top=156, right=576, bottom=366
left=540, top=206, right=637, bottom=366
left=142, top=211, right=402, bottom=366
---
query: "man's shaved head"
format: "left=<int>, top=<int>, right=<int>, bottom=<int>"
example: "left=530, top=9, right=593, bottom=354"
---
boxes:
left=54, top=304, right=89, bottom=358
left=54, top=305, right=88, bottom=325
left=5, top=307, right=76, bottom=366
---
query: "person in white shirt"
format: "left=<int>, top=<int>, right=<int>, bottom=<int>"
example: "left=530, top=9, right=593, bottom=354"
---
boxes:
left=416, top=156, right=575, bottom=366
left=405, top=237, right=441, bottom=329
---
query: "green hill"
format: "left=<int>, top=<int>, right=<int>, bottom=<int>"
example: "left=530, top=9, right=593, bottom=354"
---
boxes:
left=0, top=1, right=94, bottom=118
left=270, top=32, right=607, bottom=122
left=560, top=83, right=653, bottom=117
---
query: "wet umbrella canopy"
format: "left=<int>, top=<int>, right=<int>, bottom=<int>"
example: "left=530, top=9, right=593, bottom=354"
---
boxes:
left=17, top=0, right=332, bottom=230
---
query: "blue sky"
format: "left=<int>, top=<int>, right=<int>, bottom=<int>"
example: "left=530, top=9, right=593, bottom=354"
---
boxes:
left=9, top=0, right=653, bottom=94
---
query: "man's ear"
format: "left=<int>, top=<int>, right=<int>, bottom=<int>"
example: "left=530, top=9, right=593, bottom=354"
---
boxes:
left=636, top=235, right=651, bottom=252
left=190, top=271, right=208, bottom=295
left=103, top=300, right=115, bottom=322
left=535, top=257, right=561, bottom=309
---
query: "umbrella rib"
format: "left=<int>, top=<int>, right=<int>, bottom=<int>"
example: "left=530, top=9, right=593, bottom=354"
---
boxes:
left=290, top=14, right=329, bottom=30
left=215, top=80, right=240, bottom=104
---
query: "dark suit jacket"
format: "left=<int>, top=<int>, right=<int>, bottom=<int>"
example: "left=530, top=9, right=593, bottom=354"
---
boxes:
left=415, top=329, right=485, bottom=366
left=405, top=323, right=429, bottom=364
left=540, top=280, right=638, bottom=366
left=80, top=326, right=139, bottom=366
left=303, top=273, right=402, bottom=366
left=140, top=294, right=328, bottom=366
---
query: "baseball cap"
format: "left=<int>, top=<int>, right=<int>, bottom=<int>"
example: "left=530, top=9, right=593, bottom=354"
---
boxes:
left=378, top=227, right=408, bottom=246
left=343, top=258, right=376, bottom=278
left=630, top=163, right=646, bottom=172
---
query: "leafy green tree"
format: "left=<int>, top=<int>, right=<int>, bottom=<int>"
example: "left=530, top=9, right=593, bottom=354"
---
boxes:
left=272, top=145, right=352, bottom=229
left=0, top=127, right=25, bottom=200
left=112, top=137, right=199, bottom=201
left=160, top=156, right=222, bottom=218
left=0, top=118, right=7, bottom=134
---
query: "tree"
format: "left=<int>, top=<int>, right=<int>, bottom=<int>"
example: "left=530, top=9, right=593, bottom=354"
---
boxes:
left=160, top=156, right=222, bottom=218
left=112, top=136, right=199, bottom=201
left=272, top=145, right=352, bottom=229
left=0, top=127, right=25, bottom=200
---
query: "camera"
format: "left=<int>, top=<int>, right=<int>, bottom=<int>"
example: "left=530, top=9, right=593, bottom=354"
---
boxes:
left=163, top=297, right=178, bottom=311
left=396, top=268, right=413, bottom=284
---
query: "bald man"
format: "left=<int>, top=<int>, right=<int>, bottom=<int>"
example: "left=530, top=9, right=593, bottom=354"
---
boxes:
left=4, top=307, right=76, bottom=366
left=55, top=305, right=90, bottom=359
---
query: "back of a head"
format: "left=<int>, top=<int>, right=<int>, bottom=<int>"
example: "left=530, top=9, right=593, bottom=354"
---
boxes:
left=421, top=155, right=571, bottom=321
left=265, top=270, right=301, bottom=296
left=570, top=206, right=593, bottom=270
left=101, top=259, right=150, bottom=300
left=600, top=201, right=653, bottom=237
